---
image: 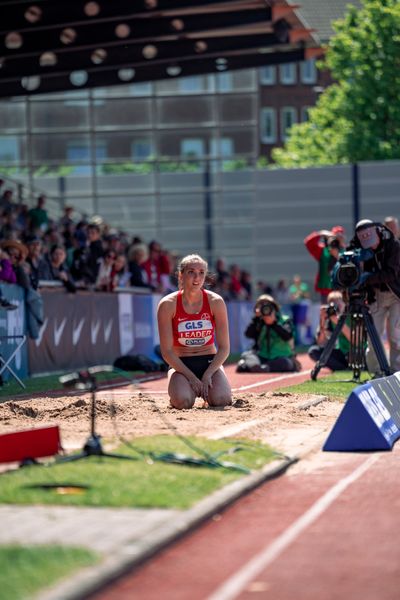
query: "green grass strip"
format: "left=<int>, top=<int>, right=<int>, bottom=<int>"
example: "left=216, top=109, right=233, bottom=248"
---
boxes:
left=279, top=369, right=369, bottom=400
left=0, top=545, right=98, bottom=600
left=0, top=436, right=276, bottom=509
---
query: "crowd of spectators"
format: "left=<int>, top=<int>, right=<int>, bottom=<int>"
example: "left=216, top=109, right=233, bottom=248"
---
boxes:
left=3, top=180, right=343, bottom=312
left=0, top=181, right=300, bottom=303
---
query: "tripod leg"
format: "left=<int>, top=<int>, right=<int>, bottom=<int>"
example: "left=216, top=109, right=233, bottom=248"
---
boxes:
left=362, top=309, right=391, bottom=376
left=348, top=313, right=366, bottom=382
left=310, top=314, right=347, bottom=380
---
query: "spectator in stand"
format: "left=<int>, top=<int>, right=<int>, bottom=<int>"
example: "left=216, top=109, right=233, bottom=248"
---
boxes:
left=215, top=257, right=229, bottom=285
left=15, top=203, right=30, bottom=235
left=240, top=270, right=253, bottom=301
left=256, top=280, right=274, bottom=296
left=274, top=278, right=290, bottom=306
left=104, top=227, right=126, bottom=257
left=142, top=240, right=164, bottom=292
left=0, top=244, right=18, bottom=309
left=0, top=210, right=18, bottom=240
left=39, top=244, right=76, bottom=293
left=0, top=246, right=17, bottom=284
left=42, top=222, right=62, bottom=249
left=0, top=239, right=31, bottom=289
left=384, top=216, right=399, bottom=239
left=28, top=194, right=49, bottom=234
left=288, top=274, right=311, bottom=345
left=85, top=223, right=104, bottom=284
left=288, top=274, right=310, bottom=304
left=59, top=206, right=75, bottom=229
left=159, top=249, right=175, bottom=293
left=168, top=250, right=181, bottom=290
left=128, top=243, right=150, bottom=288
left=95, top=250, right=117, bottom=292
left=229, top=264, right=247, bottom=300
left=69, top=225, right=89, bottom=284
left=213, top=272, right=231, bottom=302
left=0, top=189, right=14, bottom=214
left=25, top=236, right=46, bottom=289
left=113, top=253, right=131, bottom=288
left=304, top=228, right=342, bottom=303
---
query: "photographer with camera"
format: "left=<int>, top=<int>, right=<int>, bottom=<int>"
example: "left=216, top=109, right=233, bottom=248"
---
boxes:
left=308, top=290, right=351, bottom=371
left=236, top=294, right=301, bottom=373
left=304, top=227, right=344, bottom=302
left=347, top=219, right=400, bottom=376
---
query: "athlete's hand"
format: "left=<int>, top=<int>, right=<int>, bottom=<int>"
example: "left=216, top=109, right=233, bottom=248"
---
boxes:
left=200, top=373, right=213, bottom=401
left=188, top=376, right=203, bottom=397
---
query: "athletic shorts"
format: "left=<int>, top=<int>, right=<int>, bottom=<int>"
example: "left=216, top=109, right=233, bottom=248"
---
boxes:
left=178, top=354, right=216, bottom=379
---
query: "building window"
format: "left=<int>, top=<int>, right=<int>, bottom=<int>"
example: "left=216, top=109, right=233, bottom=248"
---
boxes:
left=281, top=107, right=297, bottom=141
left=259, top=66, right=276, bottom=85
left=260, top=108, right=277, bottom=144
left=279, top=63, right=296, bottom=85
left=216, top=72, right=233, bottom=92
left=300, top=59, right=317, bottom=84
left=0, top=136, right=20, bottom=163
left=181, top=138, right=205, bottom=158
left=129, top=82, right=153, bottom=96
left=178, top=76, right=203, bottom=93
left=131, top=139, right=154, bottom=159
left=301, top=106, right=312, bottom=122
left=210, top=137, right=234, bottom=158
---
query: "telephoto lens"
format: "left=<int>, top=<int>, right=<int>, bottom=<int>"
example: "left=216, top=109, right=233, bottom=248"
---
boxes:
left=260, top=302, right=274, bottom=316
left=326, top=302, right=338, bottom=317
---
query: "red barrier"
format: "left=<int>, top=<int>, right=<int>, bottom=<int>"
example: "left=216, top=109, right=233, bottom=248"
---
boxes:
left=0, top=426, right=61, bottom=464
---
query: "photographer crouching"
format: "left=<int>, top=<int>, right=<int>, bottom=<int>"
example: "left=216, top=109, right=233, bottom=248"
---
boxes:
left=349, top=219, right=400, bottom=376
left=236, top=294, right=301, bottom=373
left=308, top=290, right=351, bottom=371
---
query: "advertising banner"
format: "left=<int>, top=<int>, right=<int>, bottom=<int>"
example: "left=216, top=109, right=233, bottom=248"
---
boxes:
left=28, top=290, right=120, bottom=373
left=324, top=372, right=400, bottom=451
left=0, top=283, right=28, bottom=382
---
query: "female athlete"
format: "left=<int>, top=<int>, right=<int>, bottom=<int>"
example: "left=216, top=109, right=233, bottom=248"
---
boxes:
left=157, top=254, right=232, bottom=409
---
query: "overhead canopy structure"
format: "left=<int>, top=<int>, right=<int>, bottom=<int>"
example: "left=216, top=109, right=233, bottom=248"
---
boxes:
left=0, top=0, right=321, bottom=97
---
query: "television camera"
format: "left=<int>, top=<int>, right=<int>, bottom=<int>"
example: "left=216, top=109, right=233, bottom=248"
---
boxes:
left=311, top=247, right=391, bottom=381
left=331, top=248, right=373, bottom=291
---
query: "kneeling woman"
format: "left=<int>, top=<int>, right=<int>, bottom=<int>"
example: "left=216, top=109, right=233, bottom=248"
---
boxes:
left=157, top=254, right=232, bottom=409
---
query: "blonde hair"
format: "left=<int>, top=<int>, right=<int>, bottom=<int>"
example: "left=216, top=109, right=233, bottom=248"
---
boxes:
left=327, top=290, right=343, bottom=303
left=177, top=254, right=208, bottom=289
left=255, top=293, right=280, bottom=312
left=178, top=254, right=208, bottom=273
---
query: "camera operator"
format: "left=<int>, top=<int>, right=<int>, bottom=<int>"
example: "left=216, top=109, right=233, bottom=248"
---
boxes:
left=349, top=219, right=400, bottom=376
left=304, top=228, right=343, bottom=303
left=308, top=290, right=351, bottom=371
left=236, top=294, right=301, bottom=373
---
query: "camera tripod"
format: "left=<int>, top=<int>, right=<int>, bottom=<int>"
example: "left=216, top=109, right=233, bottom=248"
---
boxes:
left=310, top=292, right=392, bottom=382
left=59, top=368, right=137, bottom=462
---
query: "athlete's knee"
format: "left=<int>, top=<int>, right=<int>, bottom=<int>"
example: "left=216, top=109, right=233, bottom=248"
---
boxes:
left=169, top=395, right=195, bottom=409
left=208, top=393, right=232, bottom=407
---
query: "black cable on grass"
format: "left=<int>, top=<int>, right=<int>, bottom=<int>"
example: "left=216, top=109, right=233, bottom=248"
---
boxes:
left=109, top=368, right=252, bottom=473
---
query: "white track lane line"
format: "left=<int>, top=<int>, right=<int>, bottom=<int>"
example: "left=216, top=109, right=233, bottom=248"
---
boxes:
left=207, top=453, right=380, bottom=600
left=232, top=370, right=312, bottom=392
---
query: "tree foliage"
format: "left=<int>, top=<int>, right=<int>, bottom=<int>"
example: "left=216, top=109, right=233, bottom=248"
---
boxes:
left=272, top=0, right=400, bottom=167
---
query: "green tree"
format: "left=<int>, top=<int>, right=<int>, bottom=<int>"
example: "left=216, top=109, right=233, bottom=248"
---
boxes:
left=273, top=0, right=400, bottom=167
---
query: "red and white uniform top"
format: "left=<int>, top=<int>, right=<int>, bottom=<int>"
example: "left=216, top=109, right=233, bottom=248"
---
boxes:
left=172, top=289, right=216, bottom=348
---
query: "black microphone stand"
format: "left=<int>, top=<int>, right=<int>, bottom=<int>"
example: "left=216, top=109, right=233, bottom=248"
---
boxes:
left=59, top=370, right=137, bottom=462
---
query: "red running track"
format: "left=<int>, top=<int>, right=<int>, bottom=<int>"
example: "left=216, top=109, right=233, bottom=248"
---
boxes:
left=89, top=357, right=400, bottom=600
left=90, top=447, right=400, bottom=600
